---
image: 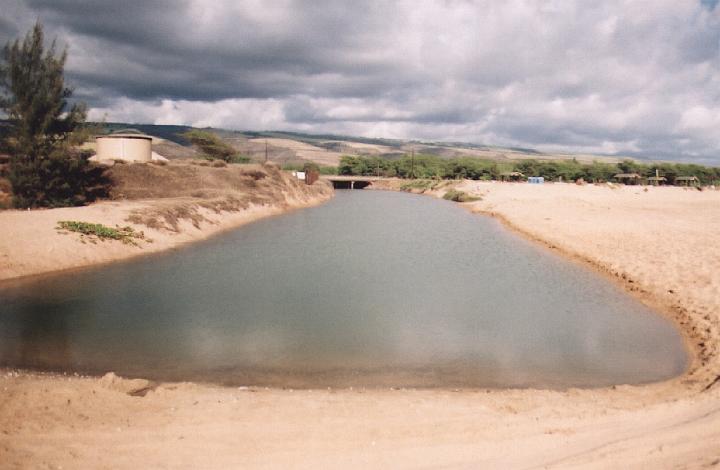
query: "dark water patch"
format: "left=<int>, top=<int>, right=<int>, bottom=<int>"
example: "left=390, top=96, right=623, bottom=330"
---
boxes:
left=0, top=191, right=687, bottom=388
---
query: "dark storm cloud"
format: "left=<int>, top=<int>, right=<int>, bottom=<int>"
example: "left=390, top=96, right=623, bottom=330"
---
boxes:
left=2, top=0, right=720, bottom=162
left=18, top=0, right=410, bottom=101
left=0, top=16, right=19, bottom=38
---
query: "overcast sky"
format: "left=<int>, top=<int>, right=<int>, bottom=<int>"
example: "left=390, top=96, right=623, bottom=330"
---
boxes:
left=2, top=1, right=720, bottom=162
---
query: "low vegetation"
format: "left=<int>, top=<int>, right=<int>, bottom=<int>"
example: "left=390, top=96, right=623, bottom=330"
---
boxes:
left=181, top=129, right=250, bottom=163
left=399, top=179, right=446, bottom=192
left=282, top=162, right=338, bottom=175
left=0, top=161, right=11, bottom=209
left=442, top=189, right=480, bottom=202
left=56, top=220, right=148, bottom=246
left=338, top=155, right=720, bottom=185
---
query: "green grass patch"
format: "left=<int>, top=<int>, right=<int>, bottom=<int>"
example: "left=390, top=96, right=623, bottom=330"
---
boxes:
left=400, top=179, right=434, bottom=191
left=56, top=221, right=149, bottom=246
left=282, top=163, right=338, bottom=175
left=442, top=189, right=481, bottom=203
left=228, top=154, right=251, bottom=164
left=400, top=179, right=450, bottom=192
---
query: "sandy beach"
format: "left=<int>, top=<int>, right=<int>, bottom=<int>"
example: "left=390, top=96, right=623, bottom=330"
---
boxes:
left=2, top=180, right=720, bottom=469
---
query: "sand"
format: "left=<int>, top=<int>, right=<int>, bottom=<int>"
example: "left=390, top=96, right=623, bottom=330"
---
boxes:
left=2, top=180, right=720, bottom=469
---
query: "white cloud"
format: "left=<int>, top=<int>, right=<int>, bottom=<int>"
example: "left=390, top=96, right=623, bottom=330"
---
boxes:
left=88, top=97, right=286, bottom=130
left=5, top=0, right=720, bottom=162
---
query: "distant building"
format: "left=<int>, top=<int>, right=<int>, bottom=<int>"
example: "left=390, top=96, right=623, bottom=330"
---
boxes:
left=527, top=176, right=544, bottom=184
left=613, top=173, right=642, bottom=185
left=95, top=130, right=152, bottom=162
left=674, top=176, right=700, bottom=186
left=647, top=176, right=667, bottom=186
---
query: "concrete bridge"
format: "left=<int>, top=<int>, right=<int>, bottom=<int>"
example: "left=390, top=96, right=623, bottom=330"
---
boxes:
left=321, top=175, right=381, bottom=189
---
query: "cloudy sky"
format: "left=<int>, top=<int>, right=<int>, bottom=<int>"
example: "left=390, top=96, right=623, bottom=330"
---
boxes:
left=2, top=1, right=720, bottom=162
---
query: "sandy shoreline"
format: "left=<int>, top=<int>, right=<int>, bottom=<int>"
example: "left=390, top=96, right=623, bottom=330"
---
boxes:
left=457, top=181, right=720, bottom=388
left=373, top=179, right=720, bottom=386
left=0, top=164, right=334, bottom=284
left=2, top=179, right=720, bottom=468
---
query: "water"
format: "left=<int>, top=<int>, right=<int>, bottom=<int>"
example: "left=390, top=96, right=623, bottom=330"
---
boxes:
left=0, top=191, right=687, bottom=388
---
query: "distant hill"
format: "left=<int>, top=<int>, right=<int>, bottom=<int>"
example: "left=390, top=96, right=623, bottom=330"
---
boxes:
left=0, top=120, right=663, bottom=166
left=99, top=123, right=194, bottom=145
left=94, top=123, right=635, bottom=166
left=239, top=130, right=406, bottom=149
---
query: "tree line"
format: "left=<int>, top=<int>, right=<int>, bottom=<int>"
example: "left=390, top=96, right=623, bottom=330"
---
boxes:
left=337, top=155, right=720, bottom=185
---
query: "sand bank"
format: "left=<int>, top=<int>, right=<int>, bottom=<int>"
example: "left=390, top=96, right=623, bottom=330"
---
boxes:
left=457, top=181, right=720, bottom=385
left=0, top=162, right=333, bottom=282
left=375, top=180, right=720, bottom=382
left=2, top=180, right=720, bottom=468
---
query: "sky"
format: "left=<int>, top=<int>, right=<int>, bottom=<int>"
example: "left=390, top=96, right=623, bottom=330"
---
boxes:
left=1, top=1, right=720, bottom=163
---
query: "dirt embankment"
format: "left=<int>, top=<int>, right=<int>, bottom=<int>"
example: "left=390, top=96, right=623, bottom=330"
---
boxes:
left=0, top=160, right=333, bottom=282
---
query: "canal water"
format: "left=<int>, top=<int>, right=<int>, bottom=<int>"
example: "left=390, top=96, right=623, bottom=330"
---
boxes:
left=0, top=191, right=687, bottom=388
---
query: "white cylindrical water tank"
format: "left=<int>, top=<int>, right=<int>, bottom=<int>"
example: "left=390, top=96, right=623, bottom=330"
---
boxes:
left=95, top=133, right=152, bottom=162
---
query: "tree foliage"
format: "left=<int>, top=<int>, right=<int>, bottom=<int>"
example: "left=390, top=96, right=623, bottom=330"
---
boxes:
left=0, top=22, right=108, bottom=208
left=181, top=129, right=248, bottom=162
left=337, top=154, right=720, bottom=185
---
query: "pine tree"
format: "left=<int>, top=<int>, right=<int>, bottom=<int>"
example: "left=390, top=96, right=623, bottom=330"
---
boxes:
left=0, top=21, right=108, bottom=208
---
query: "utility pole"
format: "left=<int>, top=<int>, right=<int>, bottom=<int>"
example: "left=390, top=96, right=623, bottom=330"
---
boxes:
left=264, top=139, right=268, bottom=163
left=411, top=148, right=415, bottom=179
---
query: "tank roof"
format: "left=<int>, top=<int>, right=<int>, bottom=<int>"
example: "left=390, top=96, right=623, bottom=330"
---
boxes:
left=112, top=128, right=146, bottom=135
left=97, top=132, right=152, bottom=140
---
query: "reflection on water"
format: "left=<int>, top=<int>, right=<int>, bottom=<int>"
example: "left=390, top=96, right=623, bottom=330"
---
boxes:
left=10, top=301, right=71, bottom=369
left=0, top=191, right=688, bottom=388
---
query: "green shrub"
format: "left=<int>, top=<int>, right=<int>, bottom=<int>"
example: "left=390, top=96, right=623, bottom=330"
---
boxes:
left=181, top=129, right=239, bottom=162
left=229, top=154, right=250, bottom=164
left=319, top=166, right=338, bottom=175
left=443, top=189, right=480, bottom=202
left=400, top=179, right=435, bottom=191
left=9, top=149, right=110, bottom=208
left=56, top=220, right=149, bottom=246
left=302, top=162, right=320, bottom=173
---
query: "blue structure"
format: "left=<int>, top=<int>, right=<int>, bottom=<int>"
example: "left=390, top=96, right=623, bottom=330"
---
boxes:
left=527, top=176, right=544, bottom=184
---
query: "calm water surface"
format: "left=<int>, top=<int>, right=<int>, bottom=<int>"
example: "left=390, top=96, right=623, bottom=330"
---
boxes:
left=0, top=191, right=687, bottom=388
